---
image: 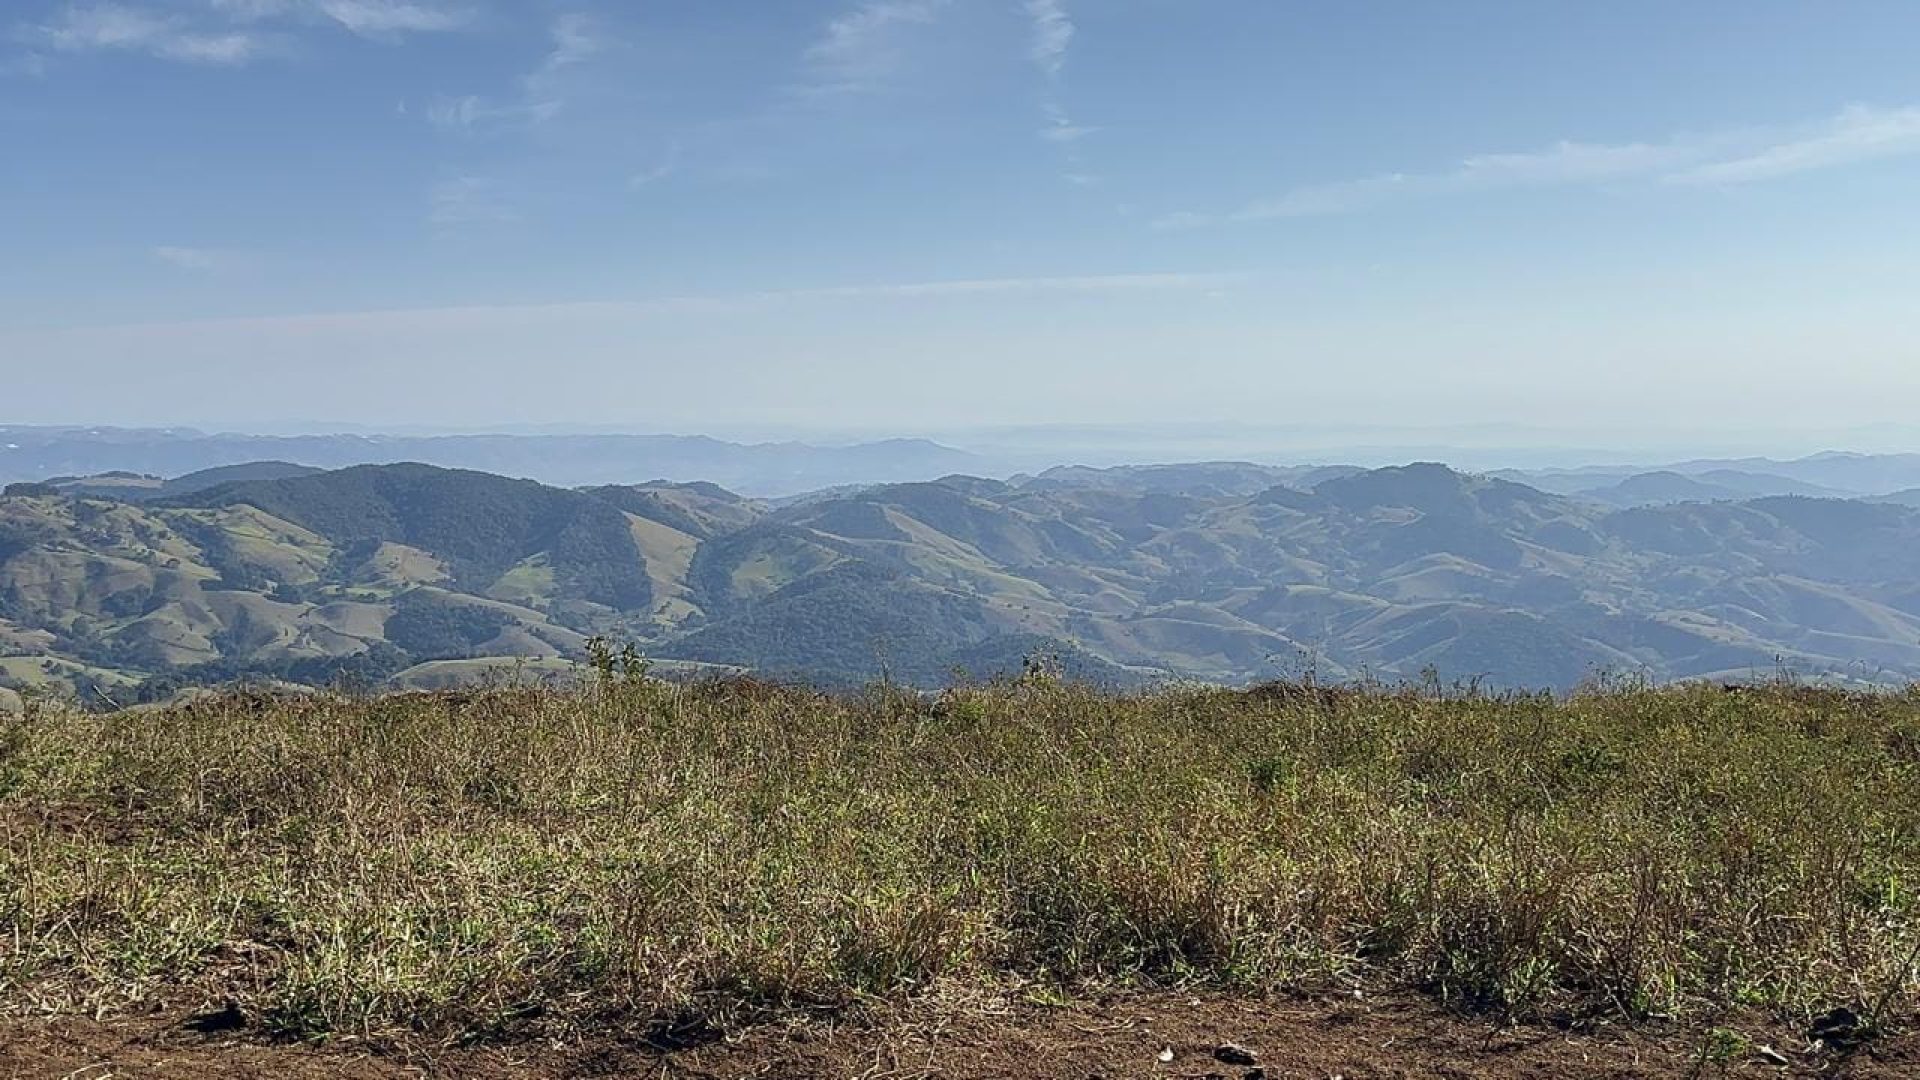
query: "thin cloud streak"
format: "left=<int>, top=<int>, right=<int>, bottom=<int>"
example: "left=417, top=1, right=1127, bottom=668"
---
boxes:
left=1027, top=0, right=1093, bottom=179
left=1670, top=104, right=1920, bottom=185
left=31, top=4, right=266, bottom=65
left=522, top=11, right=602, bottom=103
left=24, top=0, right=468, bottom=67
left=429, top=12, right=605, bottom=132
left=309, top=1, right=468, bottom=36
left=1025, top=0, right=1072, bottom=77
left=211, top=0, right=470, bottom=37
left=795, top=0, right=947, bottom=98
left=55, top=273, right=1239, bottom=335
left=1161, top=103, right=1920, bottom=227
left=1041, top=122, right=1096, bottom=143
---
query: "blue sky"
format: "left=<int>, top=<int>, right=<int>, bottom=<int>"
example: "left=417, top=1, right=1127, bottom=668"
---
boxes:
left=4, top=1, right=1920, bottom=441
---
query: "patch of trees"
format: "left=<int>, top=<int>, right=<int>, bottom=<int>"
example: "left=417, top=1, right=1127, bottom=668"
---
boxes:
left=136, top=642, right=412, bottom=702
left=382, top=594, right=512, bottom=661
left=584, top=486, right=708, bottom=538
left=659, top=562, right=993, bottom=687
left=0, top=583, right=29, bottom=623
left=0, top=519, right=57, bottom=565
left=98, top=586, right=155, bottom=619
left=168, top=516, right=273, bottom=591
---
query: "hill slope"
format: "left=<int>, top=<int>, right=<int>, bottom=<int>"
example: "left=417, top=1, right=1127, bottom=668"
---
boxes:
left=181, top=463, right=653, bottom=611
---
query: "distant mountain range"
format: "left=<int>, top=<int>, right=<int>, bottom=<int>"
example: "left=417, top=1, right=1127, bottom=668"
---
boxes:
left=1558, top=469, right=1850, bottom=507
left=10, top=425, right=1920, bottom=504
left=3, top=461, right=325, bottom=503
left=7, top=458, right=1920, bottom=703
left=1498, top=453, right=1920, bottom=501
left=0, top=426, right=980, bottom=497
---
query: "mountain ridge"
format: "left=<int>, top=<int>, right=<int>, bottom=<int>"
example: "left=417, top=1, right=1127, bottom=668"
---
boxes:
left=0, top=427, right=981, bottom=497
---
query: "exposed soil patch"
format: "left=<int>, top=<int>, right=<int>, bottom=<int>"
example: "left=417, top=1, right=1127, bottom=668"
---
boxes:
left=4, top=992, right=1913, bottom=1079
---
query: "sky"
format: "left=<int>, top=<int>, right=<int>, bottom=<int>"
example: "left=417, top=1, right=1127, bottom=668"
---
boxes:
left=3, top=0, right=1920, bottom=445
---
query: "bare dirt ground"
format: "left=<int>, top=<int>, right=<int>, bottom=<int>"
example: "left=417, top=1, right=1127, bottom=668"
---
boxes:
left=4, top=992, right=1915, bottom=1079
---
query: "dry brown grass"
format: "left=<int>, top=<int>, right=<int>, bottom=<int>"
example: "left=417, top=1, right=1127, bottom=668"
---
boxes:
left=2, top=675, right=1918, bottom=1043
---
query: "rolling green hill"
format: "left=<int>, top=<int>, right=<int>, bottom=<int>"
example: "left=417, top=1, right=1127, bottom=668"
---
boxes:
left=179, top=463, right=653, bottom=610
left=6, top=459, right=1920, bottom=700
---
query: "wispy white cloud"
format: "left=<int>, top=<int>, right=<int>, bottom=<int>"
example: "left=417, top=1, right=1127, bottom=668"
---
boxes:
left=1024, top=0, right=1071, bottom=77
left=796, top=0, right=947, bottom=98
left=31, top=4, right=266, bottom=65
left=1025, top=0, right=1094, bottom=179
left=426, top=89, right=565, bottom=130
left=1180, top=139, right=1698, bottom=225
left=429, top=175, right=514, bottom=226
left=429, top=12, right=604, bottom=132
left=427, top=93, right=509, bottom=129
left=1670, top=104, right=1920, bottom=185
left=23, top=0, right=467, bottom=67
left=309, top=0, right=468, bottom=36
left=1161, top=103, right=1920, bottom=227
left=517, top=11, right=600, bottom=117
left=1039, top=98, right=1095, bottom=141
left=543, top=11, right=599, bottom=66
left=209, top=0, right=470, bottom=37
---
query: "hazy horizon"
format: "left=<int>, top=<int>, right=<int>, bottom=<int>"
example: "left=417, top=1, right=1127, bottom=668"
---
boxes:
left=8, top=417, right=1920, bottom=480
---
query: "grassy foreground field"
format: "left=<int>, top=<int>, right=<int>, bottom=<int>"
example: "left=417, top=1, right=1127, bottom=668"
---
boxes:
left=3, top=675, right=1920, bottom=1074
